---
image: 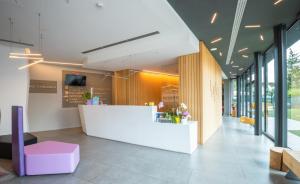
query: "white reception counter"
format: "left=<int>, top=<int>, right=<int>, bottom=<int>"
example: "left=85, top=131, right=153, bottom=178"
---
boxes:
left=78, top=105, right=198, bottom=154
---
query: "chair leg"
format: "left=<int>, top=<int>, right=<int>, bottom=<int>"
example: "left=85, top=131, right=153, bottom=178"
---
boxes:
left=285, top=170, right=300, bottom=181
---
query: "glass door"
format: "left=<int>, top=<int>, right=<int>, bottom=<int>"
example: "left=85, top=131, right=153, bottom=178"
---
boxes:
left=286, top=20, right=300, bottom=150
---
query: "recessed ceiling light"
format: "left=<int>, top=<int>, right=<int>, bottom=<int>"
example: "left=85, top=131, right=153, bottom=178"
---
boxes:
left=260, top=34, right=264, bottom=41
left=242, top=55, right=249, bottom=58
left=211, top=12, right=218, bottom=24
left=231, top=73, right=237, bottom=75
left=274, top=0, right=283, bottom=5
left=232, top=65, right=239, bottom=68
left=238, top=48, right=248, bottom=52
left=210, top=48, right=217, bottom=51
left=239, top=68, right=244, bottom=71
left=219, top=52, right=223, bottom=56
left=245, top=25, right=261, bottom=28
left=211, top=37, right=222, bottom=44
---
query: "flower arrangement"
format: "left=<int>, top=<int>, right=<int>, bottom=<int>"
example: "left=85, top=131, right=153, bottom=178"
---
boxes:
left=178, top=103, right=191, bottom=124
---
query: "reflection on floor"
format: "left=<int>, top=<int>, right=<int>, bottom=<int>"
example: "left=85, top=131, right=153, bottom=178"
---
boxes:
left=1, top=117, right=299, bottom=184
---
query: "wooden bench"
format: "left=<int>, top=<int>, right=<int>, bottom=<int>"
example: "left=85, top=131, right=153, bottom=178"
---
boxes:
left=270, top=147, right=289, bottom=172
left=240, top=116, right=255, bottom=126
left=283, top=150, right=300, bottom=180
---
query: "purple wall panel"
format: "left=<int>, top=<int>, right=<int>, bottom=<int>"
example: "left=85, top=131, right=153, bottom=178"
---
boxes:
left=12, top=106, right=25, bottom=176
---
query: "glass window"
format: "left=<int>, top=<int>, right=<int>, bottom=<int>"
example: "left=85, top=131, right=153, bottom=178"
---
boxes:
left=264, top=48, right=275, bottom=138
left=231, top=79, right=237, bottom=117
left=262, top=65, right=266, bottom=131
left=286, top=20, right=300, bottom=150
left=251, top=66, right=255, bottom=119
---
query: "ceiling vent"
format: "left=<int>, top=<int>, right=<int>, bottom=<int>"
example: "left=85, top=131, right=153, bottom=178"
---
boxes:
left=225, top=0, right=247, bottom=65
left=82, top=31, right=160, bottom=54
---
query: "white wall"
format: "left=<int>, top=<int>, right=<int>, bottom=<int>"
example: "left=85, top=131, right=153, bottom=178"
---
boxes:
left=0, top=44, right=29, bottom=135
left=29, top=64, right=80, bottom=132
left=28, top=64, right=111, bottom=132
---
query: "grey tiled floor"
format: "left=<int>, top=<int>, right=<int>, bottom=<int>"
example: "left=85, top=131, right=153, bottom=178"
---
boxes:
left=1, top=117, right=300, bottom=184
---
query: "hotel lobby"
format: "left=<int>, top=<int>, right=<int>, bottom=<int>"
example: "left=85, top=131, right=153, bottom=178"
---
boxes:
left=0, top=0, right=300, bottom=184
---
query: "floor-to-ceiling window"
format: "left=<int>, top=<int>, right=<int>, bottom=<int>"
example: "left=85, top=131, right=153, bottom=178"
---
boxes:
left=246, top=70, right=251, bottom=117
left=264, top=48, right=275, bottom=138
left=286, top=20, right=300, bottom=150
left=250, top=65, right=255, bottom=119
left=231, top=79, right=237, bottom=113
left=241, top=75, right=244, bottom=116
left=262, top=64, right=266, bottom=130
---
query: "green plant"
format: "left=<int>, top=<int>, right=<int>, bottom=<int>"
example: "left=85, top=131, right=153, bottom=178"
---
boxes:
left=82, top=91, right=92, bottom=101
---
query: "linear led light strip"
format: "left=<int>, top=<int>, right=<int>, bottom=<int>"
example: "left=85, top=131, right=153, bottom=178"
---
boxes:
left=274, top=0, right=283, bottom=5
left=244, top=25, right=261, bottom=28
left=211, top=37, right=222, bottom=44
left=42, top=61, right=83, bottom=66
left=9, top=55, right=44, bottom=60
left=211, top=12, right=218, bottom=24
left=18, top=60, right=44, bottom=70
left=225, top=0, right=248, bottom=65
left=260, top=34, right=264, bottom=41
left=10, top=53, right=42, bottom=56
left=18, top=60, right=83, bottom=70
left=142, top=70, right=179, bottom=77
left=238, top=48, right=248, bottom=52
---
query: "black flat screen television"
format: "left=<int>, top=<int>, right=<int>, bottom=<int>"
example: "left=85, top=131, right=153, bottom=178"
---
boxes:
left=65, top=74, right=86, bottom=86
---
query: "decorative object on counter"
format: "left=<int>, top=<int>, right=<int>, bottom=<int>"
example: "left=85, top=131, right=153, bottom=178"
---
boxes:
left=156, top=103, right=191, bottom=124
left=90, top=87, right=94, bottom=98
left=158, top=101, right=164, bottom=109
left=179, top=103, right=191, bottom=124
left=145, top=102, right=155, bottom=106
left=160, top=112, right=180, bottom=124
left=149, top=102, right=155, bottom=106
left=82, top=91, right=92, bottom=105
left=92, top=96, right=100, bottom=105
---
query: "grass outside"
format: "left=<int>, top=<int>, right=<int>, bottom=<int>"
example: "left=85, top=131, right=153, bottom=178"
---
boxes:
left=288, top=108, right=300, bottom=121
left=266, top=108, right=300, bottom=122
left=289, top=130, right=300, bottom=137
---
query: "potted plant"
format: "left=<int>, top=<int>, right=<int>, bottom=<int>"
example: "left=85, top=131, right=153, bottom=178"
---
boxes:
left=82, top=91, right=92, bottom=105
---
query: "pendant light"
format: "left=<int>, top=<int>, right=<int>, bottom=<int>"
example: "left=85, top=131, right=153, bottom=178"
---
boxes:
left=9, top=13, right=44, bottom=61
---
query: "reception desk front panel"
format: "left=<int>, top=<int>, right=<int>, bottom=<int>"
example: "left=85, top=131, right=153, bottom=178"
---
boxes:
left=79, top=105, right=198, bottom=154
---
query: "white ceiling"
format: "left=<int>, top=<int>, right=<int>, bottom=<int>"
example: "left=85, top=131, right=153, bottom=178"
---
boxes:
left=0, top=0, right=198, bottom=72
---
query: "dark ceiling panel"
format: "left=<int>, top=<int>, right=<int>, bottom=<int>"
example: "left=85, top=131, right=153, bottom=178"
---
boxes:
left=167, top=0, right=300, bottom=77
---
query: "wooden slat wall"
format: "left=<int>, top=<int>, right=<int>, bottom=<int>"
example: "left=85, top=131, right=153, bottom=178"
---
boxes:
left=178, top=53, right=202, bottom=143
left=178, top=42, right=222, bottom=144
left=112, top=70, right=129, bottom=105
left=113, top=70, right=179, bottom=105
left=199, top=42, right=222, bottom=143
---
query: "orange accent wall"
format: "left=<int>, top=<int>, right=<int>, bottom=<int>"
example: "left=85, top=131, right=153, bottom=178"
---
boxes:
left=178, top=42, right=222, bottom=144
left=112, top=70, right=179, bottom=106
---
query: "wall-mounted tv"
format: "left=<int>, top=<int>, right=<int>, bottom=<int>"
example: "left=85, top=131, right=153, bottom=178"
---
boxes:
left=65, top=74, right=86, bottom=86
